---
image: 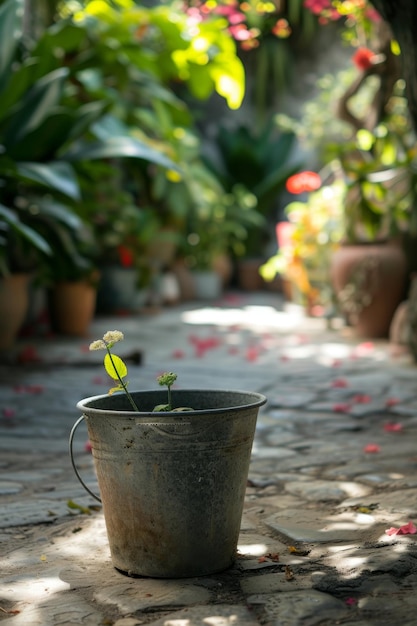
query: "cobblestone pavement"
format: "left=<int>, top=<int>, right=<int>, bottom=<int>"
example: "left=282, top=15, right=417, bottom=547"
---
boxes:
left=1, top=292, right=417, bottom=626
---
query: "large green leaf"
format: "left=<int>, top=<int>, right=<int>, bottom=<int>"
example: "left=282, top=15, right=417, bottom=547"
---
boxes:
left=2, top=68, right=69, bottom=146
left=64, top=136, right=181, bottom=172
left=17, top=162, right=80, bottom=201
left=0, top=59, right=39, bottom=124
left=0, top=0, right=23, bottom=91
left=0, top=204, right=52, bottom=255
left=7, top=112, right=77, bottom=161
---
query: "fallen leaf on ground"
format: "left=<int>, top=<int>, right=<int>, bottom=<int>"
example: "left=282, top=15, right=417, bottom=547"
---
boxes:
left=288, top=546, right=310, bottom=556
left=0, top=606, right=20, bottom=615
left=285, top=565, right=294, bottom=580
left=67, top=500, right=92, bottom=515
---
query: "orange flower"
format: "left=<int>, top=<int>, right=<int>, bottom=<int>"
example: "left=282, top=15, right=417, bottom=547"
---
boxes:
left=286, top=171, right=321, bottom=194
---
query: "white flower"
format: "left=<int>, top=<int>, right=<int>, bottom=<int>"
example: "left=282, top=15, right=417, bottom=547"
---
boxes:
left=89, top=340, right=106, bottom=351
left=103, top=330, right=124, bottom=344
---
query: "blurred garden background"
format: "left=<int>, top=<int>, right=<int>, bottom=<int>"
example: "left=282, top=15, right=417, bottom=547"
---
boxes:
left=1, top=0, right=417, bottom=353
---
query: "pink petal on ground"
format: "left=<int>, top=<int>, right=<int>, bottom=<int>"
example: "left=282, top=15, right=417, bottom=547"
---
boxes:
left=398, top=521, right=417, bottom=535
left=385, top=521, right=417, bottom=535
left=385, top=397, right=400, bottom=407
left=17, top=346, right=42, bottom=364
left=383, top=422, right=403, bottom=432
left=280, top=354, right=290, bottom=362
left=27, top=385, right=44, bottom=394
left=92, top=376, right=107, bottom=384
left=345, top=597, right=358, bottom=606
left=333, top=403, right=351, bottom=413
left=331, top=359, right=342, bottom=367
left=353, top=394, right=371, bottom=404
left=245, top=346, right=259, bottom=362
left=331, top=378, right=348, bottom=388
left=228, top=346, right=239, bottom=355
left=352, top=342, right=374, bottom=358
left=363, top=443, right=381, bottom=453
left=2, top=407, right=16, bottom=418
left=172, top=349, right=186, bottom=359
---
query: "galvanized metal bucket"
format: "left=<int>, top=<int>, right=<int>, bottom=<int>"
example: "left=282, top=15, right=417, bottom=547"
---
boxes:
left=71, top=389, right=266, bottom=578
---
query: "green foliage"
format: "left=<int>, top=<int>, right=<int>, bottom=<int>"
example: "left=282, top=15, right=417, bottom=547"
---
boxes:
left=203, top=120, right=301, bottom=257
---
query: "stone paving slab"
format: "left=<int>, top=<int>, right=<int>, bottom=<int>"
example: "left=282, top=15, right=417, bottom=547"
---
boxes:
left=1, top=292, right=417, bottom=626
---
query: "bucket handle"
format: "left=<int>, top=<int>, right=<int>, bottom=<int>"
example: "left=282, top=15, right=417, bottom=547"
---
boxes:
left=69, top=415, right=102, bottom=503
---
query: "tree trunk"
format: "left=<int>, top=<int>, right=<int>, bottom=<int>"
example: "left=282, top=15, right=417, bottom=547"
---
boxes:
left=370, top=0, right=417, bottom=131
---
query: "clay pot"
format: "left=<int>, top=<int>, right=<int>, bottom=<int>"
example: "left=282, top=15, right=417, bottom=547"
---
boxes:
left=49, top=280, right=97, bottom=336
left=0, top=273, right=30, bottom=351
left=330, top=242, right=407, bottom=338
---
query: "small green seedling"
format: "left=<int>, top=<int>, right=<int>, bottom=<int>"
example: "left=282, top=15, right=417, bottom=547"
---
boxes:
left=89, top=331, right=192, bottom=412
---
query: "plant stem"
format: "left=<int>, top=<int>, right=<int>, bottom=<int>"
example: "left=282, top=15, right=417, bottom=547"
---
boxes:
left=167, top=384, right=172, bottom=410
left=106, top=348, right=139, bottom=412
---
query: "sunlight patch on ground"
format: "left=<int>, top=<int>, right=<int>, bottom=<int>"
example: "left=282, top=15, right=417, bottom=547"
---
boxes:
left=0, top=575, right=69, bottom=601
left=237, top=542, right=268, bottom=556
left=181, top=305, right=308, bottom=332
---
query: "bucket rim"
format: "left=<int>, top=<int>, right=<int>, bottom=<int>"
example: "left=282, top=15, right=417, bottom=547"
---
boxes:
left=77, top=388, right=267, bottom=417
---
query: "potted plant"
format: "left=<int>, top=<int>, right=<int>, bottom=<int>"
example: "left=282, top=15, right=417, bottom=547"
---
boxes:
left=202, top=119, right=301, bottom=289
left=0, top=204, right=53, bottom=350
left=70, top=330, right=266, bottom=578
left=275, top=3, right=417, bottom=336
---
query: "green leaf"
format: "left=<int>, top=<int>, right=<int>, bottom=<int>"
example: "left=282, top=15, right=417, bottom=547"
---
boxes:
left=17, top=162, right=80, bottom=200
left=0, top=0, right=23, bottom=91
left=64, top=136, right=181, bottom=172
left=104, top=353, right=127, bottom=381
left=2, top=68, right=69, bottom=146
left=0, top=203, right=52, bottom=255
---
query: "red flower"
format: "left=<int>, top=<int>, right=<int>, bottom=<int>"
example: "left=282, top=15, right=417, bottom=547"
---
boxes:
left=118, top=245, right=134, bottom=268
left=352, top=47, right=375, bottom=71
left=286, top=171, right=321, bottom=194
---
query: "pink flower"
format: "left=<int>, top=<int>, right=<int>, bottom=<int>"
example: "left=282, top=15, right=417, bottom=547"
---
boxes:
left=364, top=443, right=380, bottom=453
left=385, top=521, right=417, bottom=536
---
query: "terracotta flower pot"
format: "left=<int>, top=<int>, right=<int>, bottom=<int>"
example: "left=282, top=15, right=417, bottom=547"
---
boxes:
left=330, top=242, right=407, bottom=338
left=0, top=273, right=30, bottom=351
left=49, top=280, right=97, bottom=336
